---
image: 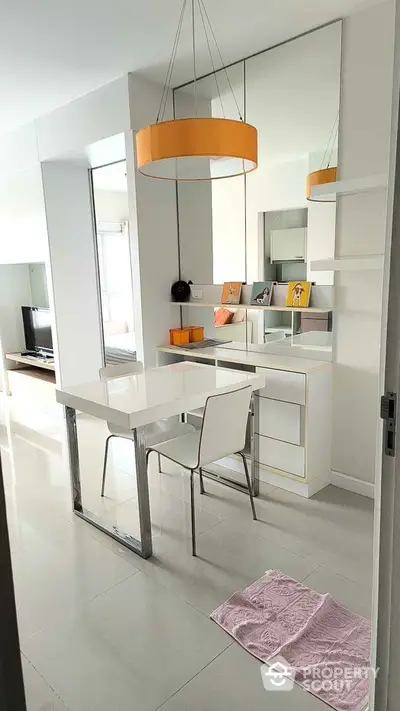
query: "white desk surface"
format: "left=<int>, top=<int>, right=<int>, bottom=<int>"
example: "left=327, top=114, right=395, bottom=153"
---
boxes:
left=157, top=344, right=330, bottom=375
left=56, top=361, right=266, bottom=430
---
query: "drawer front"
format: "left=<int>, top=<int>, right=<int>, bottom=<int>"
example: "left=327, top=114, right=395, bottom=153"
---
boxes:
left=256, top=368, right=306, bottom=405
left=257, top=434, right=305, bottom=478
left=257, top=397, right=301, bottom=445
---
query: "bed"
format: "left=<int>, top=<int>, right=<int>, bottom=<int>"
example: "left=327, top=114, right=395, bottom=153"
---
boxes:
left=104, top=331, right=137, bottom=365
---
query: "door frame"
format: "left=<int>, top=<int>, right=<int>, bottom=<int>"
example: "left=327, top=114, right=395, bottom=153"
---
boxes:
left=0, top=452, right=27, bottom=710
left=371, top=1, right=400, bottom=707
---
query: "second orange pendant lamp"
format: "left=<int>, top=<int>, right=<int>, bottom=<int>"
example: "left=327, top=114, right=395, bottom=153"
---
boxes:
left=136, top=0, right=258, bottom=181
left=306, top=112, right=339, bottom=202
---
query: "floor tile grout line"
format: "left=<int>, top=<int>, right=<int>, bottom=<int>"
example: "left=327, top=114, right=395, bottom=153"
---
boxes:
left=20, top=569, right=139, bottom=647
left=22, top=652, right=70, bottom=709
left=153, top=641, right=234, bottom=711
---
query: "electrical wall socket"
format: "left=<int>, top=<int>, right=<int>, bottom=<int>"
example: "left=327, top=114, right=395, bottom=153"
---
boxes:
left=192, top=289, right=203, bottom=300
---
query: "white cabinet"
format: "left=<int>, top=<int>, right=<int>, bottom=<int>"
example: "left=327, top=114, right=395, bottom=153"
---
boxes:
left=257, top=397, right=301, bottom=445
left=254, top=363, right=332, bottom=496
left=256, top=368, right=306, bottom=405
left=258, top=435, right=305, bottom=478
left=270, top=227, right=306, bottom=262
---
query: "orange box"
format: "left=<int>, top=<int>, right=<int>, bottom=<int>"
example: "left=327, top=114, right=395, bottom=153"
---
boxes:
left=188, top=326, right=204, bottom=343
left=169, top=328, right=191, bottom=346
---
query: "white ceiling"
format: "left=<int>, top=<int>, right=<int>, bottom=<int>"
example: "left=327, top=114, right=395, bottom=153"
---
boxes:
left=0, top=0, right=382, bottom=136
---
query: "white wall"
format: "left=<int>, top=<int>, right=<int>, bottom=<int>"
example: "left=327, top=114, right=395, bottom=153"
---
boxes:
left=0, top=264, right=33, bottom=390
left=211, top=163, right=246, bottom=284
left=307, top=201, right=336, bottom=285
left=37, top=76, right=131, bottom=162
left=127, top=75, right=180, bottom=366
left=0, top=165, right=48, bottom=265
left=93, top=189, right=129, bottom=224
left=42, top=162, right=104, bottom=388
left=332, top=1, right=395, bottom=485
left=29, top=263, right=49, bottom=307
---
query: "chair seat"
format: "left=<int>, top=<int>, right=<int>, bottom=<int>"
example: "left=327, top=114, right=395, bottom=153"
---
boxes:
left=150, top=431, right=201, bottom=470
left=107, top=420, right=195, bottom=447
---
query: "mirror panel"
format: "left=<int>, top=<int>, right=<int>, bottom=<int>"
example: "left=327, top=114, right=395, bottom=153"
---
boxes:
left=174, top=22, right=341, bottom=360
left=175, top=63, right=246, bottom=285
left=91, top=159, right=136, bottom=365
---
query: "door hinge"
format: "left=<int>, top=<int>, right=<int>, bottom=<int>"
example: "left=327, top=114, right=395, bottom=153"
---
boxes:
left=381, top=392, right=397, bottom=457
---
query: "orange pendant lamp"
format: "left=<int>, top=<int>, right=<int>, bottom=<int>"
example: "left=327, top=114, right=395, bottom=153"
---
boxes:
left=306, top=113, right=339, bottom=202
left=136, top=0, right=258, bottom=181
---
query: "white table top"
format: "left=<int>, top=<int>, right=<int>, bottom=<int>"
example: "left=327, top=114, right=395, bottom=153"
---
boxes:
left=56, top=361, right=266, bottom=430
left=157, top=344, right=330, bottom=374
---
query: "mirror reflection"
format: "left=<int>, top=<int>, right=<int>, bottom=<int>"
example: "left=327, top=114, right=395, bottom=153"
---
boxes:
left=91, top=161, right=136, bottom=366
left=175, top=63, right=246, bottom=285
left=174, top=22, right=340, bottom=360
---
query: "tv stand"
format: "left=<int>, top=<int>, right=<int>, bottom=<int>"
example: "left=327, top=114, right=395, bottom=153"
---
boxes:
left=5, top=353, right=56, bottom=385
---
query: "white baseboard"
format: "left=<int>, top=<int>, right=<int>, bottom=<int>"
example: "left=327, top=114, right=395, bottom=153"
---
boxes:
left=258, top=468, right=330, bottom=498
left=331, top=470, right=375, bottom=499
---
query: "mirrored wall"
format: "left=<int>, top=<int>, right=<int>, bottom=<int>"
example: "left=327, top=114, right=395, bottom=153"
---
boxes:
left=91, top=159, right=136, bottom=366
left=174, top=21, right=341, bottom=360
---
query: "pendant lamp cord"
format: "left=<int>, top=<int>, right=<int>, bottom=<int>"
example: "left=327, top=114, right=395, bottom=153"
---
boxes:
left=192, top=0, right=198, bottom=116
left=157, top=0, right=187, bottom=123
left=198, top=0, right=244, bottom=121
left=156, top=0, right=243, bottom=123
left=320, top=110, right=339, bottom=169
left=197, top=0, right=225, bottom=118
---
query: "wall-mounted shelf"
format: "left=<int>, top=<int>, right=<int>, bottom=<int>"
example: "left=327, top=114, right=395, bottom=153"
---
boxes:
left=310, top=174, right=388, bottom=201
left=310, top=255, right=384, bottom=271
left=171, top=302, right=331, bottom=314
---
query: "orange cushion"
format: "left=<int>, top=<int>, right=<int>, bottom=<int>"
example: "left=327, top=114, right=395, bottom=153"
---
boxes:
left=214, top=308, right=233, bottom=326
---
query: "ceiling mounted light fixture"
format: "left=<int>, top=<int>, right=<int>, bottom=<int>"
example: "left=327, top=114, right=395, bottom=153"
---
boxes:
left=136, top=0, right=258, bottom=181
left=306, top=112, right=339, bottom=202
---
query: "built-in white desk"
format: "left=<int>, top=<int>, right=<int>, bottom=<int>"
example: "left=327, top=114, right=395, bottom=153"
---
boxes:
left=157, top=345, right=332, bottom=498
left=56, top=361, right=265, bottom=558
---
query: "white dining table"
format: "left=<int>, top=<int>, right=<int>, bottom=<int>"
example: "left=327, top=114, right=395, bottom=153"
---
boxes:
left=56, top=361, right=266, bottom=558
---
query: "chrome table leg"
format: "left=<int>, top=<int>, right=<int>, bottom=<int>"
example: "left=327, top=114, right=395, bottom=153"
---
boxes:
left=65, top=407, right=153, bottom=558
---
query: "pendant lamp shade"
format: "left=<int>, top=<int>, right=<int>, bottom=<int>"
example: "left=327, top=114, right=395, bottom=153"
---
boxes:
left=306, top=167, right=337, bottom=202
left=135, top=0, right=258, bottom=181
left=136, top=117, right=258, bottom=180
left=306, top=109, right=339, bottom=201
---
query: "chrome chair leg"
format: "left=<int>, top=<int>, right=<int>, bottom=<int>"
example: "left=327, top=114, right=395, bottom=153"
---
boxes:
left=199, top=467, right=205, bottom=494
left=190, top=469, right=196, bottom=556
left=157, top=452, right=162, bottom=473
left=101, top=435, right=114, bottom=497
left=239, top=451, right=257, bottom=520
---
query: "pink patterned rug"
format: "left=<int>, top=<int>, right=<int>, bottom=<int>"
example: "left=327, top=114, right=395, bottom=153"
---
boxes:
left=211, top=570, right=371, bottom=711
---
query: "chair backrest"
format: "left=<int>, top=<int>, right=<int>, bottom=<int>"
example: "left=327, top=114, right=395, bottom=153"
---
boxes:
left=197, top=385, right=252, bottom=467
left=99, top=360, right=143, bottom=381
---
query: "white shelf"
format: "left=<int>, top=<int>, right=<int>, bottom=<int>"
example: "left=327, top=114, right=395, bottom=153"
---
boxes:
left=172, top=302, right=332, bottom=314
left=310, top=255, right=384, bottom=272
left=310, top=174, right=387, bottom=201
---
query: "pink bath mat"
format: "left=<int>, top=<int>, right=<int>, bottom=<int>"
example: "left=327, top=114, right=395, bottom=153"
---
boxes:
left=211, top=570, right=371, bottom=711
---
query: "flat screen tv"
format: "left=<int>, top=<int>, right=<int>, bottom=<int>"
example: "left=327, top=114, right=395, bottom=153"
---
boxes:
left=21, top=307, right=53, bottom=356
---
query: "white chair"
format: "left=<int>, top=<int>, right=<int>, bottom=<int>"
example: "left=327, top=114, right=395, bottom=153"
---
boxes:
left=146, top=385, right=256, bottom=556
left=99, top=361, right=195, bottom=496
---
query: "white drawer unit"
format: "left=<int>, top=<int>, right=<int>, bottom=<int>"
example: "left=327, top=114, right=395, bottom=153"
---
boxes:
left=256, top=367, right=306, bottom=405
left=257, top=396, right=301, bottom=445
left=258, top=434, right=305, bottom=478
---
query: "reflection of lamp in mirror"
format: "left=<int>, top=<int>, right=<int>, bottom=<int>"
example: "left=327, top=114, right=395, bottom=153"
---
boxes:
left=136, top=0, right=258, bottom=181
left=306, top=112, right=339, bottom=202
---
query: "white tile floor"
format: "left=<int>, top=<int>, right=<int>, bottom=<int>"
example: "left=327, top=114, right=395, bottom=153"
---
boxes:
left=1, top=381, right=374, bottom=711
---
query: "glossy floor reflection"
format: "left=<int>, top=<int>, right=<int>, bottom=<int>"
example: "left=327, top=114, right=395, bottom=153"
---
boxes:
left=1, top=379, right=374, bottom=711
